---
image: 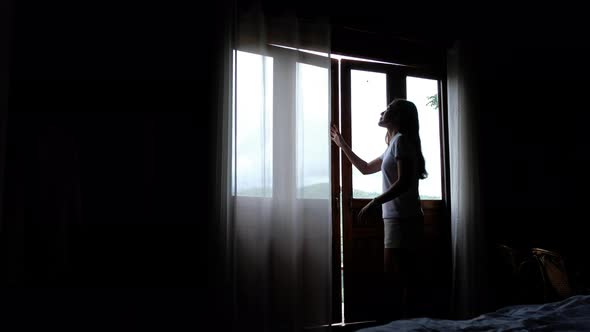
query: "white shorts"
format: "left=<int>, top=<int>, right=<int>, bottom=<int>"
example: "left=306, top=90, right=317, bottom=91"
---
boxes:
left=383, top=216, right=424, bottom=249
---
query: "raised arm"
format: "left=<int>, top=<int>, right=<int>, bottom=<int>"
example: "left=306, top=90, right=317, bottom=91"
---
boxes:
left=331, top=123, right=382, bottom=175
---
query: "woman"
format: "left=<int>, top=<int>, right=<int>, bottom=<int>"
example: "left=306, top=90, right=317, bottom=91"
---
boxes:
left=330, top=98, right=426, bottom=320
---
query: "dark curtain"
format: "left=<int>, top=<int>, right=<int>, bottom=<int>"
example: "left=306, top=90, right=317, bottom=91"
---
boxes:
left=1, top=0, right=232, bottom=330
left=476, top=36, right=590, bottom=310
left=451, top=36, right=590, bottom=316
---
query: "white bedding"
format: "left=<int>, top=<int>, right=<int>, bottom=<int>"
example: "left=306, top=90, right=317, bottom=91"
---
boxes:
left=357, top=295, right=590, bottom=331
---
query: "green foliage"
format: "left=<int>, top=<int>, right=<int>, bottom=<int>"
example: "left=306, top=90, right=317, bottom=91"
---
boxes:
left=419, top=195, right=442, bottom=200
left=237, top=187, right=270, bottom=197
left=239, top=183, right=442, bottom=200
left=237, top=182, right=331, bottom=199
left=426, top=94, right=439, bottom=109
left=301, top=182, right=330, bottom=199
left=353, top=189, right=380, bottom=198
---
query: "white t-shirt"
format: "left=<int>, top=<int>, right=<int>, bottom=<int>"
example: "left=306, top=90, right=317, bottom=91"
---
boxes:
left=379, top=132, right=423, bottom=219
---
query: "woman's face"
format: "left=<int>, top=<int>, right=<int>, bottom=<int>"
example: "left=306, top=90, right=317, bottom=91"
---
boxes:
left=378, top=105, right=398, bottom=128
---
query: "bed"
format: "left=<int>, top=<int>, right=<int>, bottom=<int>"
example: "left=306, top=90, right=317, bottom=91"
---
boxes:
left=356, top=295, right=590, bottom=331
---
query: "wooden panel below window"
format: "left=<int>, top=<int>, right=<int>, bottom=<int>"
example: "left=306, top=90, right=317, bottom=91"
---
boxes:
left=343, top=199, right=450, bottom=322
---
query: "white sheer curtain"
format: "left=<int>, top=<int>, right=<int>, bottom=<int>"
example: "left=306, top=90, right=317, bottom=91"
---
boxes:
left=447, top=40, right=489, bottom=319
left=218, top=1, right=333, bottom=330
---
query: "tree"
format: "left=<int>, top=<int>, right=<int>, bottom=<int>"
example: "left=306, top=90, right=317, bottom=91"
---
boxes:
left=426, top=94, right=438, bottom=109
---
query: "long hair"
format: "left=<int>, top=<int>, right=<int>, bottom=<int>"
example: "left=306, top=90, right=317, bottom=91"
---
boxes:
left=384, top=99, right=428, bottom=179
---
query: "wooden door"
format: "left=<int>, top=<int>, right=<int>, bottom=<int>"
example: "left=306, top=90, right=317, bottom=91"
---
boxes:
left=338, top=59, right=451, bottom=323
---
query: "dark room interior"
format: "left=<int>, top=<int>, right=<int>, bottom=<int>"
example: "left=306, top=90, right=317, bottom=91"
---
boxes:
left=2, top=0, right=590, bottom=331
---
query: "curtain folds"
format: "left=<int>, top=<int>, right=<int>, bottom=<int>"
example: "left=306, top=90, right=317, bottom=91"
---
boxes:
left=217, top=1, right=333, bottom=330
left=447, top=40, right=489, bottom=319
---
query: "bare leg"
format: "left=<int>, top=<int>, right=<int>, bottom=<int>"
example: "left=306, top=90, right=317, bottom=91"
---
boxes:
left=382, top=248, right=408, bottom=320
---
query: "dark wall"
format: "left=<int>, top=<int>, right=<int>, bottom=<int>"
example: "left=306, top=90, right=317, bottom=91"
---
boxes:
left=2, top=0, right=229, bottom=330
left=470, top=37, right=590, bottom=249
left=464, top=37, right=590, bottom=305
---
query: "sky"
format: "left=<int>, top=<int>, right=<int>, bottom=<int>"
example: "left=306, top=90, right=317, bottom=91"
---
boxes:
left=234, top=50, right=442, bottom=200
left=351, top=71, right=442, bottom=198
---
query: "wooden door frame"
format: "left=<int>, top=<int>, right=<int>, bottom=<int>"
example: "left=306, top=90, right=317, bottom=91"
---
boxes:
left=330, top=57, right=342, bottom=323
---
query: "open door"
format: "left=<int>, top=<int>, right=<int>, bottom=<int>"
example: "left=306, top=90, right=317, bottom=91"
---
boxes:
left=337, top=59, right=451, bottom=323
left=340, top=60, right=396, bottom=323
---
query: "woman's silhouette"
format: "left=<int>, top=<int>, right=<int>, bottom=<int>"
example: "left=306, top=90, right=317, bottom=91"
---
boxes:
left=331, top=98, right=426, bottom=321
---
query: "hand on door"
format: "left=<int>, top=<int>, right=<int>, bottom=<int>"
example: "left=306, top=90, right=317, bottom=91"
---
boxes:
left=330, top=123, right=345, bottom=148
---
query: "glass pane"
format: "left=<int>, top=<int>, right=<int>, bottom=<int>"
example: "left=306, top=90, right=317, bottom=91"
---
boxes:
left=351, top=70, right=388, bottom=198
left=406, top=76, right=442, bottom=200
left=296, top=62, right=330, bottom=199
left=234, top=50, right=273, bottom=197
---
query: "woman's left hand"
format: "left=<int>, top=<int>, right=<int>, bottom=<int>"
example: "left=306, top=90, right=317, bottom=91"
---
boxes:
left=358, top=199, right=376, bottom=223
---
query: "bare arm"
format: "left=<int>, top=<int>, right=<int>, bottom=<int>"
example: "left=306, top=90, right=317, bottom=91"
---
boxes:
left=331, top=124, right=382, bottom=175
left=358, top=158, right=413, bottom=221
left=371, top=158, right=411, bottom=206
